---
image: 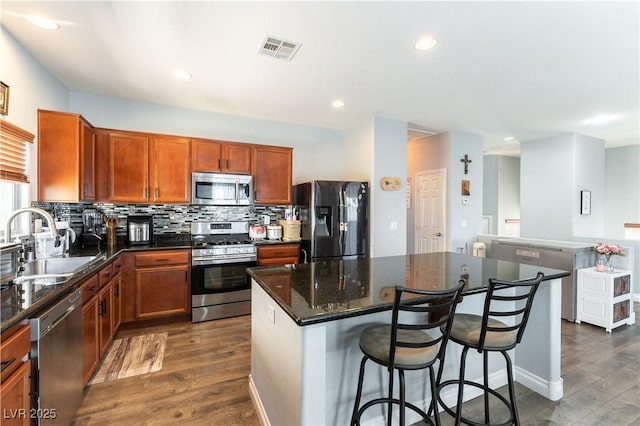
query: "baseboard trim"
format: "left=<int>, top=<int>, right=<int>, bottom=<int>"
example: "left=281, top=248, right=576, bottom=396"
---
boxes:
left=514, top=366, right=563, bottom=401
left=248, top=374, right=270, bottom=426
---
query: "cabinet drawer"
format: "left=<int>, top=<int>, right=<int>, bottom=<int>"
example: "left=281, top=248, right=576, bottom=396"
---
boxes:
left=98, top=263, right=114, bottom=287
left=257, top=244, right=299, bottom=260
left=112, top=256, right=122, bottom=275
left=134, top=250, right=190, bottom=267
left=0, top=323, right=30, bottom=382
left=80, top=274, right=100, bottom=304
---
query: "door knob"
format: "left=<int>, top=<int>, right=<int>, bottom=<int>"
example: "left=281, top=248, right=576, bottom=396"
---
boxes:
left=436, top=232, right=442, bottom=236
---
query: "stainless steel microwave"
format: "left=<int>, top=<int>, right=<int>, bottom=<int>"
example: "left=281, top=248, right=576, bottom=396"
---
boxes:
left=191, top=173, right=253, bottom=205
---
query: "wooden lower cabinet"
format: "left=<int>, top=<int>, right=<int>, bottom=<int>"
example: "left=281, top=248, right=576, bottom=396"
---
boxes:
left=121, top=250, right=190, bottom=324
left=0, top=323, right=31, bottom=425
left=81, top=259, right=120, bottom=385
left=257, top=243, right=300, bottom=266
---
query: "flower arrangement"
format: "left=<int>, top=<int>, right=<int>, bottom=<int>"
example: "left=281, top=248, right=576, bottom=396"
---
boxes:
left=595, top=242, right=624, bottom=271
left=595, top=242, right=624, bottom=256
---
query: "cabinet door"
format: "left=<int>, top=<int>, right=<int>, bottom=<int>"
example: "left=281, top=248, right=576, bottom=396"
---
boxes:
left=0, top=360, right=31, bottom=426
left=135, top=265, right=189, bottom=320
left=252, top=145, right=292, bottom=205
left=80, top=119, right=96, bottom=201
left=191, top=138, right=222, bottom=172
left=82, top=298, right=100, bottom=385
left=113, top=273, right=122, bottom=331
left=151, top=136, right=190, bottom=203
left=223, top=142, right=252, bottom=174
left=98, top=283, right=114, bottom=357
left=37, top=110, right=83, bottom=202
left=109, top=132, right=149, bottom=202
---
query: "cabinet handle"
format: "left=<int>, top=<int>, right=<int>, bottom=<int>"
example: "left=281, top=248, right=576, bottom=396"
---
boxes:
left=226, top=159, right=230, bottom=169
left=102, top=299, right=107, bottom=315
left=114, top=283, right=119, bottom=297
left=155, top=187, right=159, bottom=199
left=1, top=358, right=16, bottom=372
left=218, top=158, right=222, bottom=169
left=144, top=187, right=148, bottom=199
left=98, top=300, right=103, bottom=317
left=154, top=258, right=171, bottom=262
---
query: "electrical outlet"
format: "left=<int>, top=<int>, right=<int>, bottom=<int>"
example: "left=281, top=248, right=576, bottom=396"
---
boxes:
left=462, top=198, right=469, bottom=205
left=267, top=304, right=275, bottom=324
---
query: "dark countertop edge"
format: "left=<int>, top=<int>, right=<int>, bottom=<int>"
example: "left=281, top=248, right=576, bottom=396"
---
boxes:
left=253, top=240, right=300, bottom=245
left=1, top=244, right=191, bottom=334
left=248, top=267, right=570, bottom=328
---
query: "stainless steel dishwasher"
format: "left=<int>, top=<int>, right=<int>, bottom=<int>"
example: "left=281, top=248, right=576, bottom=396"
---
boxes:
left=30, top=288, right=83, bottom=425
left=490, top=238, right=595, bottom=322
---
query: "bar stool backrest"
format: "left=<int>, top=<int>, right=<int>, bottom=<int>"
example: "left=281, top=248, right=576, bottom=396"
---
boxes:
left=388, top=281, right=465, bottom=371
left=479, top=272, right=545, bottom=351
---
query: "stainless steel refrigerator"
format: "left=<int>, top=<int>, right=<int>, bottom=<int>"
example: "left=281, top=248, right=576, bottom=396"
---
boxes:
left=293, top=181, right=369, bottom=261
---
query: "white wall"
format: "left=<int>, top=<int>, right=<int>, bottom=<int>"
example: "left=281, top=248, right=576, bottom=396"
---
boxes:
left=447, top=130, right=484, bottom=253
left=371, top=116, right=407, bottom=257
left=1, top=28, right=69, bottom=201
left=520, top=133, right=605, bottom=240
left=606, top=145, right=640, bottom=238
left=68, top=92, right=345, bottom=185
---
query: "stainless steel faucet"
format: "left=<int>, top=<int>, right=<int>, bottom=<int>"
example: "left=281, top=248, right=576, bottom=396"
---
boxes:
left=3, top=207, right=60, bottom=245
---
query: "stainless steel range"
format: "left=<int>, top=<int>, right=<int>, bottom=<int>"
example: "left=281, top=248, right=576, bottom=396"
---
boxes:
left=191, top=221, right=256, bottom=323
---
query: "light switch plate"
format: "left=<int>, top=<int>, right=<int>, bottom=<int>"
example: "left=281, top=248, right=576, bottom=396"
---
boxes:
left=267, top=304, right=275, bottom=323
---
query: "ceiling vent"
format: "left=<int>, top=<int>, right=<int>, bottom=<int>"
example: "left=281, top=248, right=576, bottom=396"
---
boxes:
left=258, top=35, right=301, bottom=61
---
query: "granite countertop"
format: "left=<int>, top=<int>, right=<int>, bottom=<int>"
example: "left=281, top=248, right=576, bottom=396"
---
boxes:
left=247, top=251, right=570, bottom=327
left=0, top=234, right=193, bottom=334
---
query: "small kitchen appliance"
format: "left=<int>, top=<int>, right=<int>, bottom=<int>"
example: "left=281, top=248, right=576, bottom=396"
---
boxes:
left=191, top=172, right=253, bottom=205
left=190, top=221, right=256, bottom=323
left=127, top=215, right=153, bottom=246
left=249, top=223, right=266, bottom=240
left=266, top=224, right=282, bottom=240
left=81, top=209, right=103, bottom=247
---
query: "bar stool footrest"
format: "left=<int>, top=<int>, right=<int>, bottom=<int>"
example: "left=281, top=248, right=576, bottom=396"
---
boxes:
left=354, top=397, right=435, bottom=426
left=437, top=379, right=515, bottom=426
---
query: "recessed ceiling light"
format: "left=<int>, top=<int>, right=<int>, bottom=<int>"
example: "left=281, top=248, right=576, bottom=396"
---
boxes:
left=503, top=136, right=515, bottom=141
left=414, top=37, right=438, bottom=51
left=332, top=99, right=345, bottom=109
left=173, top=70, right=192, bottom=80
left=581, top=114, right=621, bottom=125
left=27, top=15, right=59, bottom=30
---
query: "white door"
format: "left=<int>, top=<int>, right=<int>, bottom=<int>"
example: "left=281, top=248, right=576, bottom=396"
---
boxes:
left=414, top=169, right=446, bottom=253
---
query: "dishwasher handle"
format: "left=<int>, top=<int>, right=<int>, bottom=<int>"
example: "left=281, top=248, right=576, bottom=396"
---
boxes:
left=36, top=290, right=82, bottom=339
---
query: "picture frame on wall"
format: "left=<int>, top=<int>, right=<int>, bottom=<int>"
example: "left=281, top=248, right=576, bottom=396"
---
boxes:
left=580, top=190, right=591, bottom=215
left=0, top=82, right=8, bottom=116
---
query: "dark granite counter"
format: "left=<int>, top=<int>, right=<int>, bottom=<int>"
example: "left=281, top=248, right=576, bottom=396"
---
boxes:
left=247, top=251, right=570, bottom=326
left=0, top=234, right=192, bottom=333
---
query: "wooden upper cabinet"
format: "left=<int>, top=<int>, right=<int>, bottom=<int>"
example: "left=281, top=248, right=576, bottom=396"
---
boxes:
left=151, top=136, right=190, bottom=203
left=102, top=131, right=190, bottom=203
left=37, top=109, right=96, bottom=202
left=191, top=138, right=251, bottom=174
left=108, top=132, right=150, bottom=203
left=252, top=145, right=293, bottom=205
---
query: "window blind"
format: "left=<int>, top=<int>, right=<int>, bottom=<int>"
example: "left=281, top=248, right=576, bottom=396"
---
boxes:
left=0, top=119, right=34, bottom=183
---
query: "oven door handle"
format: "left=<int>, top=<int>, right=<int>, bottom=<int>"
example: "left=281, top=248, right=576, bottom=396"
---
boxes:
left=192, top=255, right=256, bottom=265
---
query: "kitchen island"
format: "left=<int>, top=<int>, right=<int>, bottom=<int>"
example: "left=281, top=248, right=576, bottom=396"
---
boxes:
left=247, top=252, right=569, bottom=426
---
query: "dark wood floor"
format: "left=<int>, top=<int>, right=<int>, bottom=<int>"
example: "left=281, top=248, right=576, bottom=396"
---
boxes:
left=73, top=304, right=640, bottom=425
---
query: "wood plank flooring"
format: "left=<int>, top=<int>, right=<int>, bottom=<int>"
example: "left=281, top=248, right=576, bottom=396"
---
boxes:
left=73, top=304, right=640, bottom=425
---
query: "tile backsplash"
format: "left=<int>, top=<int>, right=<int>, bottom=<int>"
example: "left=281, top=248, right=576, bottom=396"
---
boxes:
left=32, top=202, right=288, bottom=236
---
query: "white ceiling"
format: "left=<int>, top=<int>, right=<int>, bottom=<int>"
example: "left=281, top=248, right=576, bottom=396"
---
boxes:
left=2, top=1, right=638, bottom=155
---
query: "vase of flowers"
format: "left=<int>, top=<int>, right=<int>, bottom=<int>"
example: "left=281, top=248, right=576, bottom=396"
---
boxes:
left=595, top=242, right=624, bottom=272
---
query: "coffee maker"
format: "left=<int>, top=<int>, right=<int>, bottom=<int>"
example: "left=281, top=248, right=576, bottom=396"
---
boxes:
left=127, top=215, right=153, bottom=246
left=81, top=208, right=103, bottom=247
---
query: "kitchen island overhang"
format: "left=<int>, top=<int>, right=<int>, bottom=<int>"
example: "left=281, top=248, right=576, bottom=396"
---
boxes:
left=247, top=252, right=569, bottom=426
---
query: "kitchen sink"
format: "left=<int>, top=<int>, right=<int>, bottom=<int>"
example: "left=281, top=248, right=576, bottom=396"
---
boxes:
left=14, top=255, right=105, bottom=284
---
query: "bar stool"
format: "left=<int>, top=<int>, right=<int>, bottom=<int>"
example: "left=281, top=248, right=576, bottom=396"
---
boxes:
left=351, top=281, right=465, bottom=426
left=436, top=272, right=544, bottom=426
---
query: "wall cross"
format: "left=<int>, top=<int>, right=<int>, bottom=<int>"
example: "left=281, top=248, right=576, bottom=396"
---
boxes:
left=460, top=154, right=472, bottom=174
